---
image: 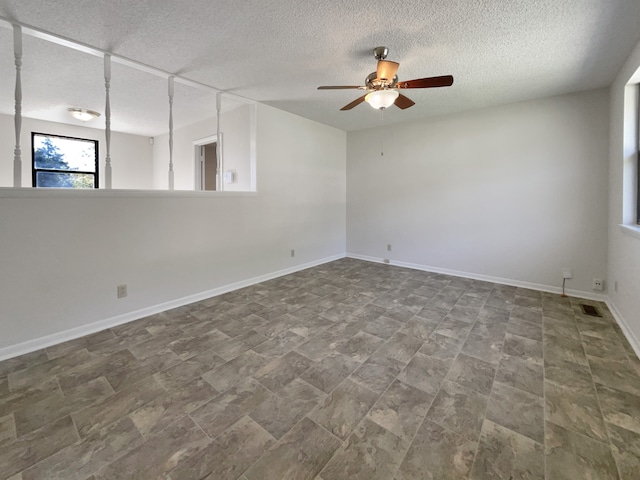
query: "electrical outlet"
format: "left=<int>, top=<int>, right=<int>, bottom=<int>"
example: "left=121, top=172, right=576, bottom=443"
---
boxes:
left=562, top=267, right=572, bottom=279
left=117, top=284, right=127, bottom=298
left=387, top=244, right=392, bottom=252
left=383, top=258, right=390, bottom=264
left=592, top=278, right=604, bottom=291
left=290, top=249, right=295, bottom=258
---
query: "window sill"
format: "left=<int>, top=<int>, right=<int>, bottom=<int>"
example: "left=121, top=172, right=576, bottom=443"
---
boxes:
left=619, top=224, right=640, bottom=240
left=0, top=187, right=257, bottom=199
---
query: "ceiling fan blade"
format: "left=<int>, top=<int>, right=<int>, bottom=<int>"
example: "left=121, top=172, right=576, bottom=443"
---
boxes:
left=318, top=85, right=363, bottom=90
left=376, top=60, right=400, bottom=82
left=397, top=75, right=454, bottom=89
left=394, top=94, right=415, bottom=109
left=340, top=95, right=367, bottom=111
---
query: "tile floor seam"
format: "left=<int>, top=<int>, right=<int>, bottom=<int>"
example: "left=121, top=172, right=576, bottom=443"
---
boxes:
left=542, top=303, right=548, bottom=480
left=235, top=445, right=273, bottom=480
left=390, top=390, right=440, bottom=479
left=362, top=363, right=430, bottom=477
left=303, top=410, right=345, bottom=443
left=488, top=376, right=545, bottom=401
left=20, top=414, right=137, bottom=480
left=545, top=296, right=619, bottom=480
left=18, top=414, right=82, bottom=478
left=13, top=371, right=78, bottom=437
left=253, top=362, right=316, bottom=397
left=345, top=352, right=407, bottom=430
left=315, top=305, right=436, bottom=479
left=223, top=414, right=282, bottom=480
left=188, top=412, right=214, bottom=442
left=390, top=295, right=484, bottom=478
left=579, top=329, right=625, bottom=480
left=467, top=302, right=508, bottom=478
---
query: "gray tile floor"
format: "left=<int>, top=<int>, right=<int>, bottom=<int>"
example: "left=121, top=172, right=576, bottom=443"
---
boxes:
left=1, top=258, right=639, bottom=479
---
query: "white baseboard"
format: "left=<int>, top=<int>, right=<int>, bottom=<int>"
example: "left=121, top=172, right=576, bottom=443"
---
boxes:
left=346, top=253, right=608, bottom=302
left=606, top=300, right=640, bottom=360
left=0, top=254, right=346, bottom=362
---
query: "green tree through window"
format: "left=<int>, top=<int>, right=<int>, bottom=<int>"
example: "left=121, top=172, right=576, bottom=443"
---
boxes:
left=32, top=133, right=98, bottom=188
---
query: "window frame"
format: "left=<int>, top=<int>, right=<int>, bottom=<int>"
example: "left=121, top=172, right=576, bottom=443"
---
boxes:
left=637, top=91, right=640, bottom=225
left=31, top=132, right=99, bottom=189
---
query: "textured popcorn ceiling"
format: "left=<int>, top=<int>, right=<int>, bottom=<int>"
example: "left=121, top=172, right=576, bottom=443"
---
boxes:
left=0, top=0, right=639, bottom=135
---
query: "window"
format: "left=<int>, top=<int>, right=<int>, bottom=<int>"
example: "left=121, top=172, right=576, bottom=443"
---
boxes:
left=32, top=133, right=98, bottom=188
left=619, top=81, right=640, bottom=238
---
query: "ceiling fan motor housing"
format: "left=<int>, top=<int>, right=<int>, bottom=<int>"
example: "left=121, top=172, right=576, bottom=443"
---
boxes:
left=366, top=72, right=398, bottom=89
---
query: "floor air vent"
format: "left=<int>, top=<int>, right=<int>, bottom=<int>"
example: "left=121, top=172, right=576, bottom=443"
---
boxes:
left=580, top=304, right=602, bottom=317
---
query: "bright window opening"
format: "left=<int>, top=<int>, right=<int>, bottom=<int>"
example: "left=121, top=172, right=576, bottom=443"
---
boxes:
left=31, top=133, right=99, bottom=189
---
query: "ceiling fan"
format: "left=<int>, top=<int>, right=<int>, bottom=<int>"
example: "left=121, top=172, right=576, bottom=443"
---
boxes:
left=318, top=46, right=454, bottom=111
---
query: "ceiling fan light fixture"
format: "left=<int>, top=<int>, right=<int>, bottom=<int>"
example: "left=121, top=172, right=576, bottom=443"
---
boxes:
left=318, top=47, right=453, bottom=111
left=365, top=89, right=399, bottom=109
left=67, top=108, right=101, bottom=122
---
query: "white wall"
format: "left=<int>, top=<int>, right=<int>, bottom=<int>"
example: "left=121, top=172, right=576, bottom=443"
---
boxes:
left=347, top=89, right=610, bottom=295
left=152, top=104, right=252, bottom=191
left=0, top=103, right=346, bottom=354
left=607, top=38, right=640, bottom=352
left=0, top=114, right=154, bottom=189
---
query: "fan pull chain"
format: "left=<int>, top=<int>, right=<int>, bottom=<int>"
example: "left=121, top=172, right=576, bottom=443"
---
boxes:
left=380, top=108, right=384, bottom=156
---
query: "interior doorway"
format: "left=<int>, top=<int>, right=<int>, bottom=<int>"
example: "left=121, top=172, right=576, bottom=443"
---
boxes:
left=202, top=142, right=217, bottom=191
left=194, top=134, right=222, bottom=191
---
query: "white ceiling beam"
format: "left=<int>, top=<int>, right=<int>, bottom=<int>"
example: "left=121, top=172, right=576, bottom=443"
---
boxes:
left=0, top=15, right=253, bottom=105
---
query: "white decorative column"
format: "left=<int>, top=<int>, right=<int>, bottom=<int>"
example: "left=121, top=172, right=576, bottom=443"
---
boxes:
left=13, top=25, right=23, bottom=187
left=168, top=76, right=175, bottom=190
left=216, top=91, right=222, bottom=191
left=104, top=54, right=112, bottom=189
